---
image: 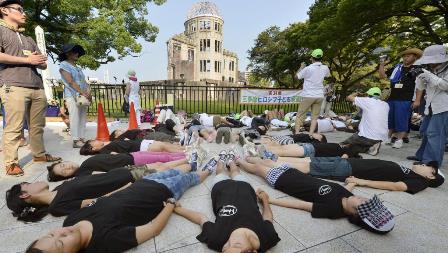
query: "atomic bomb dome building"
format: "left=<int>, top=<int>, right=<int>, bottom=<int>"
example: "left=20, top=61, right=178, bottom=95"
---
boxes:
left=167, top=1, right=239, bottom=84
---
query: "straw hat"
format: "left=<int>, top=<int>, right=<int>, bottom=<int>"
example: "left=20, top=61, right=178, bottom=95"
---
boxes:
left=399, top=48, right=423, bottom=59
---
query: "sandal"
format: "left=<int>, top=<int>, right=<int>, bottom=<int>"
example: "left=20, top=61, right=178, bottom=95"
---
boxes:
left=33, top=154, right=62, bottom=162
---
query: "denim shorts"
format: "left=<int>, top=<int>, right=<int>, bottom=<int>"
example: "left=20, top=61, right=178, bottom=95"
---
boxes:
left=212, top=174, right=248, bottom=188
left=299, top=143, right=316, bottom=157
left=143, top=169, right=200, bottom=200
left=309, top=157, right=352, bottom=181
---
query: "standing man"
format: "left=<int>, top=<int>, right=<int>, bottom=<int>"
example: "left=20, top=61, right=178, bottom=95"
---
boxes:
left=295, top=49, right=331, bottom=134
left=0, top=0, right=61, bottom=176
left=379, top=48, right=423, bottom=149
left=412, top=45, right=448, bottom=167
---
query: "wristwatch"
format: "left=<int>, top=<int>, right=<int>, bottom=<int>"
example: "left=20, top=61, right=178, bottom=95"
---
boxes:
left=166, top=198, right=176, bottom=205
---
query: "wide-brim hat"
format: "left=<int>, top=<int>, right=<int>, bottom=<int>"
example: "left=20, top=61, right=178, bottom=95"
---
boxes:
left=0, top=0, right=23, bottom=7
left=58, top=44, right=86, bottom=61
left=415, top=45, right=448, bottom=65
left=356, top=195, right=395, bottom=234
left=399, top=48, right=423, bottom=59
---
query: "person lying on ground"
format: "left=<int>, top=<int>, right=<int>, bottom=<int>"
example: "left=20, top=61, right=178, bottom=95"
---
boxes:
left=174, top=151, right=280, bottom=253
left=110, top=128, right=177, bottom=143
left=273, top=157, right=445, bottom=194
left=199, top=113, right=234, bottom=128
left=47, top=152, right=187, bottom=182
left=80, top=139, right=187, bottom=156
left=254, top=141, right=361, bottom=159
left=237, top=157, right=395, bottom=234
left=6, top=159, right=192, bottom=222
left=259, top=133, right=327, bottom=146
left=154, top=119, right=179, bottom=136
left=25, top=162, right=215, bottom=253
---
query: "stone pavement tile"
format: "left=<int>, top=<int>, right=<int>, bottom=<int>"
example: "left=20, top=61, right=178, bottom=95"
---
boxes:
left=0, top=220, right=62, bottom=253
left=380, top=188, right=448, bottom=228
left=154, top=195, right=214, bottom=252
left=181, top=182, right=210, bottom=200
left=270, top=196, right=360, bottom=248
left=269, top=221, right=306, bottom=252
left=160, top=242, right=214, bottom=253
left=0, top=205, right=64, bottom=232
left=298, top=238, right=360, bottom=253
left=342, top=212, right=448, bottom=253
left=126, top=239, right=156, bottom=253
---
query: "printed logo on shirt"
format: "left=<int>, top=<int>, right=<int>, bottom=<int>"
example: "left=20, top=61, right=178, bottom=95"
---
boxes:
left=318, top=185, right=332, bottom=196
left=400, top=165, right=411, bottom=174
left=218, top=205, right=238, bottom=217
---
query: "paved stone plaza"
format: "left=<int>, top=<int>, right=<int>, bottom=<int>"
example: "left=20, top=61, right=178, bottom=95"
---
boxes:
left=0, top=123, right=447, bottom=253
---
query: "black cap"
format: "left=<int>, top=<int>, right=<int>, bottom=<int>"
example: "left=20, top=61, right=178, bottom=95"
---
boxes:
left=0, top=0, right=23, bottom=7
left=58, top=44, right=86, bottom=61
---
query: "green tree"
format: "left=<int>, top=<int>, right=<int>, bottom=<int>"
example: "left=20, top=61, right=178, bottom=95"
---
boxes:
left=23, top=0, right=166, bottom=69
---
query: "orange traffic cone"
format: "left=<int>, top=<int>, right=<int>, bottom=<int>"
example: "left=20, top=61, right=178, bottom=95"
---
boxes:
left=96, top=103, right=110, bottom=141
left=128, top=102, right=138, bottom=130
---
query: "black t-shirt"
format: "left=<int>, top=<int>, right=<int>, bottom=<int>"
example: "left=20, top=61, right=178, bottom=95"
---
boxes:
left=197, top=180, right=280, bottom=252
left=275, top=169, right=353, bottom=219
left=312, top=143, right=358, bottom=158
left=291, top=134, right=321, bottom=144
left=386, top=65, right=419, bottom=101
left=63, top=180, right=173, bottom=253
left=348, top=159, right=428, bottom=194
left=117, top=129, right=143, bottom=141
left=99, top=140, right=142, bottom=154
left=75, top=154, right=135, bottom=177
left=48, top=168, right=134, bottom=216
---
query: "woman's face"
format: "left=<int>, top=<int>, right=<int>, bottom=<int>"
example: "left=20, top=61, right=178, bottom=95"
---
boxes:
left=33, top=226, right=82, bottom=253
left=53, top=162, right=79, bottom=177
left=90, top=140, right=105, bottom=151
left=67, top=51, right=79, bottom=61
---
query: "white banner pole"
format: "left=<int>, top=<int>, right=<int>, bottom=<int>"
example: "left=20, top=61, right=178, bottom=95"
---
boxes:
left=35, top=25, right=54, bottom=100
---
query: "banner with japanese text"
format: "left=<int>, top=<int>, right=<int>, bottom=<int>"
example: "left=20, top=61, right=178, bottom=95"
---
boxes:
left=240, top=89, right=302, bottom=104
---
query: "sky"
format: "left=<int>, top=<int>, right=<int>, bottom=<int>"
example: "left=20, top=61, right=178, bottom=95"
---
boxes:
left=48, top=0, right=315, bottom=83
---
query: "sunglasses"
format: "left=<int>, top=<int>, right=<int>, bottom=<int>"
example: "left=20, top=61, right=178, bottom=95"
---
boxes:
left=5, top=6, right=25, bottom=14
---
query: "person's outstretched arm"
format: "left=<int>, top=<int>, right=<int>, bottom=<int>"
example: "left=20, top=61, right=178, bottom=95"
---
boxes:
left=344, top=182, right=356, bottom=192
left=345, top=176, right=407, bottom=191
left=174, top=205, right=209, bottom=226
left=135, top=199, right=176, bottom=244
left=257, top=189, right=273, bottom=222
left=269, top=198, right=313, bottom=212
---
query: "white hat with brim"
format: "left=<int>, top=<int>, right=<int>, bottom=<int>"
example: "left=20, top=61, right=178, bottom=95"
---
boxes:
left=415, top=45, right=448, bottom=65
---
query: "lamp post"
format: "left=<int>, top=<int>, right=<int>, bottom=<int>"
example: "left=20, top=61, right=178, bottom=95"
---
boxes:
left=35, top=25, right=54, bottom=99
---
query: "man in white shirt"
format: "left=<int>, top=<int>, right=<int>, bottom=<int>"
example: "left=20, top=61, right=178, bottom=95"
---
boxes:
left=341, top=87, right=389, bottom=156
left=295, top=49, right=331, bottom=134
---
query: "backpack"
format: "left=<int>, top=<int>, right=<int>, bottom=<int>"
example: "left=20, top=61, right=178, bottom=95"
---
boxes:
left=141, top=110, right=154, bottom=123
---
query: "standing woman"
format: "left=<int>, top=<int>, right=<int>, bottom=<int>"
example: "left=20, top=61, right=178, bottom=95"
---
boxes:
left=125, top=70, right=141, bottom=126
left=59, top=44, right=91, bottom=148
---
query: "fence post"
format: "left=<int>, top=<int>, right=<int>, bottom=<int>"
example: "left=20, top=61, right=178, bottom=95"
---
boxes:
left=205, top=82, right=208, bottom=113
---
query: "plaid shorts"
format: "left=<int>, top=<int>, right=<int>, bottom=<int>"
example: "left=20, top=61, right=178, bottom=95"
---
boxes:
left=266, top=164, right=291, bottom=187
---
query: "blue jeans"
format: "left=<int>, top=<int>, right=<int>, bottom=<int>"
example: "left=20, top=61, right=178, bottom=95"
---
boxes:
left=421, top=112, right=448, bottom=166
left=415, top=115, right=431, bottom=161
left=143, top=169, right=200, bottom=200
left=299, top=143, right=315, bottom=157
left=309, top=157, right=352, bottom=181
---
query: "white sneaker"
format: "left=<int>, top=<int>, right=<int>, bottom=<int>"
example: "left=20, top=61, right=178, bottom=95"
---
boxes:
left=367, top=142, right=381, bottom=156
left=392, top=139, right=403, bottom=149
left=384, top=138, right=392, bottom=145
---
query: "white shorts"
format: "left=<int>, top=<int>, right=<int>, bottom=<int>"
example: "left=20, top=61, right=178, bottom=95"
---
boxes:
left=140, top=140, right=155, bottom=151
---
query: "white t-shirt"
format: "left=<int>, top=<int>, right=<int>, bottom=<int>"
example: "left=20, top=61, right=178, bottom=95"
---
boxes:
left=331, top=120, right=346, bottom=128
left=354, top=97, right=389, bottom=141
left=317, top=119, right=334, bottom=133
left=240, top=116, right=253, bottom=127
left=297, top=62, right=331, bottom=98
left=199, top=113, right=214, bottom=127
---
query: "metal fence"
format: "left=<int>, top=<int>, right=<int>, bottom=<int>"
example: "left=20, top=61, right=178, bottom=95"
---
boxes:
left=53, top=84, right=355, bottom=118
